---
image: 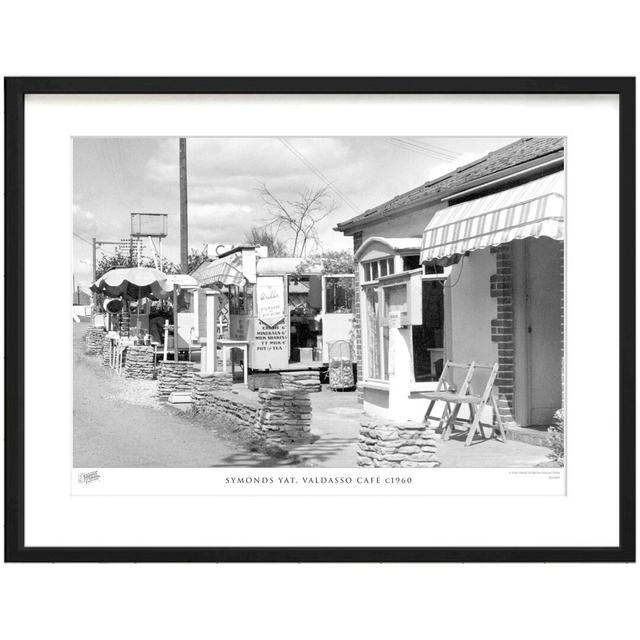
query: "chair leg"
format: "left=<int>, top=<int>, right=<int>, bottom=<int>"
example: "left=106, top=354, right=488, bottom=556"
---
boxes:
left=491, top=393, right=507, bottom=443
left=443, top=402, right=462, bottom=441
left=424, top=400, right=437, bottom=429
left=470, top=405, right=488, bottom=440
left=465, top=409, right=482, bottom=446
left=438, top=402, right=451, bottom=433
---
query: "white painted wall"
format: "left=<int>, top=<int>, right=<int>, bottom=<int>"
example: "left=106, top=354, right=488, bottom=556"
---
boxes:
left=359, top=202, right=445, bottom=243
left=449, top=248, right=498, bottom=367
left=362, top=247, right=498, bottom=424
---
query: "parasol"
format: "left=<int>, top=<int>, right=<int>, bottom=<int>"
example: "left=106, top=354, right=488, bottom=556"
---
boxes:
left=90, top=267, right=173, bottom=300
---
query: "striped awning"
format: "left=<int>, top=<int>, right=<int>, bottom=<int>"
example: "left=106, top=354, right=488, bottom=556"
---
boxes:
left=420, top=171, right=565, bottom=262
left=195, top=255, right=245, bottom=287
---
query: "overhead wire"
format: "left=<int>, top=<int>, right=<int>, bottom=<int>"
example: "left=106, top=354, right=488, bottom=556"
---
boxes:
left=386, top=137, right=458, bottom=162
left=395, top=137, right=460, bottom=160
left=278, top=138, right=361, bottom=214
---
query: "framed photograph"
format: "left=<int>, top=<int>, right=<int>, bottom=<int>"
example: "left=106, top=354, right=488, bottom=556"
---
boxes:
left=4, top=77, right=635, bottom=562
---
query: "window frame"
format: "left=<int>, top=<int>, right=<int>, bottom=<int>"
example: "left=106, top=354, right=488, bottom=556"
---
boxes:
left=410, top=274, right=448, bottom=384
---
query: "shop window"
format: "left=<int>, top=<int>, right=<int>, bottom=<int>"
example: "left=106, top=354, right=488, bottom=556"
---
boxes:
left=402, top=254, right=421, bottom=271
left=227, top=284, right=239, bottom=314
left=289, top=275, right=322, bottom=363
left=176, top=289, right=194, bottom=313
left=324, top=276, right=354, bottom=314
left=227, top=284, right=253, bottom=315
left=365, top=287, right=383, bottom=379
left=424, top=262, right=444, bottom=275
left=411, top=279, right=445, bottom=382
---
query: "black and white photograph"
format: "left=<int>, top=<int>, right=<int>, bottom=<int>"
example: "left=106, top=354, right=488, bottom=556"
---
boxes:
left=74, top=135, right=565, bottom=471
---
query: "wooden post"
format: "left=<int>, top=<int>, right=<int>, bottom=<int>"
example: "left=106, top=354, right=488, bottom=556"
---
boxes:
left=173, top=285, right=179, bottom=361
left=205, top=290, right=219, bottom=373
left=179, top=138, right=188, bottom=274
left=91, top=237, right=97, bottom=308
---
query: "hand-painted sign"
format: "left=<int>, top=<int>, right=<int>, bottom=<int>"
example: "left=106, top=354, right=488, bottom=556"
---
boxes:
left=256, top=276, right=285, bottom=327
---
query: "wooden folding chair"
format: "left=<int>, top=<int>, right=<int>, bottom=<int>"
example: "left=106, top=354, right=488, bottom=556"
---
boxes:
left=461, top=363, right=505, bottom=446
left=423, top=361, right=506, bottom=446
left=423, top=361, right=476, bottom=436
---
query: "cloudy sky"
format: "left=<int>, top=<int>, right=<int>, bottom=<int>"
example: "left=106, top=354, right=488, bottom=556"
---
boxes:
left=73, top=136, right=518, bottom=289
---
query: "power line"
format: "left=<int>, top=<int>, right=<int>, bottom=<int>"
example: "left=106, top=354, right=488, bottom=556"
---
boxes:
left=279, top=137, right=359, bottom=212
left=73, top=231, right=93, bottom=245
left=386, top=137, right=458, bottom=162
left=398, top=137, right=461, bottom=159
left=389, top=137, right=458, bottom=160
left=385, top=137, right=446, bottom=160
left=278, top=138, right=361, bottom=214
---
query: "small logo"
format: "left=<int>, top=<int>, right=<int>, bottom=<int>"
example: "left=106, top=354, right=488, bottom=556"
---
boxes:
left=78, top=470, right=101, bottom=484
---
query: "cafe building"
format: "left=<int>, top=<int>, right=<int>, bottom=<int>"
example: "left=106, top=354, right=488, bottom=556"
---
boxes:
left=191, top=246, right=355, bottom=374
left=335, top=137, right=565, bottom=429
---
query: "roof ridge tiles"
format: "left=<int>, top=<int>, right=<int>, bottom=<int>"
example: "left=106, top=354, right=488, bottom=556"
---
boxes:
left=336, top=136, right=564, bottom=231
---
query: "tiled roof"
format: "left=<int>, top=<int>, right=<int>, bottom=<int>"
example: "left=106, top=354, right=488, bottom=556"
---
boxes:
left=336, top=137, right=565, bottom=232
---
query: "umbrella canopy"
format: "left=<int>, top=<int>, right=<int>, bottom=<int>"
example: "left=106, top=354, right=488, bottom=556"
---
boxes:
left=165, top=273, right=199, bottom=288
left=91, top=267, right=173, bottom=300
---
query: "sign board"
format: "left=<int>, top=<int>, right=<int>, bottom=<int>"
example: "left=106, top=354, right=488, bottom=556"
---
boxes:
left=389, top=311, right=402, bottom=329
left=252, top=317, right=288, bottom=370
left=256, top=276, right=285, bottom=327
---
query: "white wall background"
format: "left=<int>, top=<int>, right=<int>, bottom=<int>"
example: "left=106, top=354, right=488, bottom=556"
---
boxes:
left=450, top=248, right=499, bottom=366
left=1, top=2, right=638, bottom=640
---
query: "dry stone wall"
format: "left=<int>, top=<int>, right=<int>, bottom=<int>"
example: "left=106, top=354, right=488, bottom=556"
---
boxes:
left=123, top=345, right=156, bottom=380
left=193, top=385, right=313, bottom=445
left=357, top=421, right=440, bottom=468
left=193, top=388, right=259, bottom=430
left=254, top=389, right=312, bottom=443
left=157, top=361, right=195, bottom=400
left=102, top=335, right=112, bottom=366
left=281, top=371, right=321, bottom=392
left=85, top=327, right=106, bottom=355
left=192, top=372, right=233, bottom=409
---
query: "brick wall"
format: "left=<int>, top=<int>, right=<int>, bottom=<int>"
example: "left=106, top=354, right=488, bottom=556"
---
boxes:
left=490, top=244, right=516, bottom=427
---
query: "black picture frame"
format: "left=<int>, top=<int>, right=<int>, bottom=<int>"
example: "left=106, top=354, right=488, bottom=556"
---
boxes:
left=4, top=77, right=635, bottom=563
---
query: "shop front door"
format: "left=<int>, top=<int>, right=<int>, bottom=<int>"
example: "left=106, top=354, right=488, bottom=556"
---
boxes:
left=514, top=237, right=563, bottom=426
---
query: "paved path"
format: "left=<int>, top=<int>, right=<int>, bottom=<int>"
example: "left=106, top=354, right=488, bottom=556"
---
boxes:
left=73, top=324, right=275, bottom=468
left=288, top=390, right=363, bottom=467
left=74, top=323, right=551, bottom=468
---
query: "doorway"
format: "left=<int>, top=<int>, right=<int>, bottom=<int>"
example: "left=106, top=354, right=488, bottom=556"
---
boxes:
left=513, top=237, right=563, bottom=426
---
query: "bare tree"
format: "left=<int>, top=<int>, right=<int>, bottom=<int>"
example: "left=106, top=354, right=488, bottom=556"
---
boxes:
left=256, top=182, right=335, bottom=257
left=244, top=225, right=288, bottom=257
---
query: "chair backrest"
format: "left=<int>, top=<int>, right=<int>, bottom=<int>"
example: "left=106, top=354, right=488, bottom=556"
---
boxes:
left=436, top=361, right=476, bottom=394
left=466, top=362, right=499, bottom=400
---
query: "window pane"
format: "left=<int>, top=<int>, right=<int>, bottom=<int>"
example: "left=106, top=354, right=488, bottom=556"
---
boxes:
left=363, top=263, right=371, bottom=282
left=388, top=257, right=395, bottom=275
left=177, top=289, right=193, bottom=313
left=379, top=259, right=388, bottom=277
left=325, top=277, right=353, bottom=313
left=365, top=288, right=380, bottom=379
left=412, top=279, right=445, bottom=382
left=402, top=254, right=421, bottom=271
left=382, top=325, right=389, bottom=380
left=384, top=284, right=407, bottom=317
left=371, top=261, right=379, bottom=280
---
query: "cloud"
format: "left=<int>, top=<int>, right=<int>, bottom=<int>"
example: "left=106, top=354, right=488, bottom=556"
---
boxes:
left=74, top=136, right=517, bottom=277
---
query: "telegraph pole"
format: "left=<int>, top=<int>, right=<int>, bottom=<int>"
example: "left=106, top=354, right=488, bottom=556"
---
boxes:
left=179, top=138, right=188, bottom=273
left=92, top=237, right=97, bottom=307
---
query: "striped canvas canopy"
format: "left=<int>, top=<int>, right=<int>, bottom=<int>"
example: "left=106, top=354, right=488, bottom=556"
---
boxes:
left=90, top=267, right=173, bottom=300
left=195, top=254, right=245, bottom=287
left=420, top=171, right=565, bottom=262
